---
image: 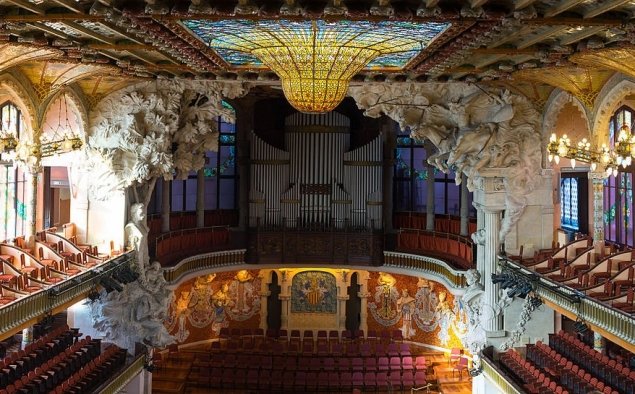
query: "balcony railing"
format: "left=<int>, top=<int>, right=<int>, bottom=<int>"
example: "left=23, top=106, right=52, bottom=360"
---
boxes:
left=383, top=251, right=468, bottom=289
left=162, top=249, right=246, bottom=284
left=0, top=251, right=135, bottom=341
left=502, top=256, right=635, bottom=350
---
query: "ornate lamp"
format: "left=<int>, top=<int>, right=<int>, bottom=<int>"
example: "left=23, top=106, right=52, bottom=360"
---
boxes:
left=40, top=93, right=83, bottom=157
left=184, top=19, right=450, bottom=113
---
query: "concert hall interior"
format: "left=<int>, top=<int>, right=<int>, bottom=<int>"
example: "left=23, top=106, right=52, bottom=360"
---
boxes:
left=1, top=0, right=635, bottom=393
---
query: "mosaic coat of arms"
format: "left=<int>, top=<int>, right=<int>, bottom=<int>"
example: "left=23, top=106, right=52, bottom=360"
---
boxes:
left=291, top=271, right=337, bottom=313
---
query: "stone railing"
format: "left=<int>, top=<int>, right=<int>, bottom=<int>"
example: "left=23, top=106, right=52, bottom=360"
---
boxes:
left=480, top=353, right=524, bottom=394
left=503, top=257, right=635, bottom=349
left=383, top=251, right=467, bottom=289
left=97, top=353, right=145, bottom=394
left=0, top=252, right=135, bottom=341
left=162, top=249, right=246, bottom=284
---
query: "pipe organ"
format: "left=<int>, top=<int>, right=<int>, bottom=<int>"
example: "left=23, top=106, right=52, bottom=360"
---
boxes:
left=250, top=112, right=383, bottom=230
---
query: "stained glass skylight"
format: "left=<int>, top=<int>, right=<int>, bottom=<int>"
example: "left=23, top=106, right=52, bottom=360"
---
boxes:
left=183, top=19, right=451, bottom=70
left=182, top=19, right=451, bottom=113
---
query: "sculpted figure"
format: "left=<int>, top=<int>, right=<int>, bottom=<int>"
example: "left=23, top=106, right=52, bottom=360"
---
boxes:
left=462, top=269, right=487, bottom=354
left=396, top=289, right=416, bottom=339
left=124, top=203, right=149, bottom=277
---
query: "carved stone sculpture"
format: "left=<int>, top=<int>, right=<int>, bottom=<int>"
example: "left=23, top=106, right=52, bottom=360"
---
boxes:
left=349, top=83, right=542, bottom=241
left=461, top=269, right=487, bottom=354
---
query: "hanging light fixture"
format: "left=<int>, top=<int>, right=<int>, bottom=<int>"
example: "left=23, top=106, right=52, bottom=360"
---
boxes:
left=40, top=93, right=82, bottom=157
left=184, top=19, right=450, bottom=113
left=0, top=105, right=18, bottom=154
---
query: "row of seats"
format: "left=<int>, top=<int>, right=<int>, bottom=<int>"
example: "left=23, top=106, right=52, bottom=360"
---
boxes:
left=191, top=368, right=428, bottom=392
left=47, top=345, right=127, bottom=394
left=528, top=341, right=625, bottom=394
left=0, top=326, right=77, bottom=388
left=214, top=338, right=414, bottom=358
left=550, top=331, right=635, bottom=391
left=197, top=352, right=429, bottom=373
left=396, top=230, right=473, bottom=269
left=499, top=349, right=569, bottom=394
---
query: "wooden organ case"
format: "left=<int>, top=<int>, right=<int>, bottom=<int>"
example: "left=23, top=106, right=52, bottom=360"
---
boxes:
left=248, top=111, right=384, bottom=265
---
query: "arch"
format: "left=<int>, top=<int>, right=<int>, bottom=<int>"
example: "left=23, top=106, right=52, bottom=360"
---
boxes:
left=543, top=89, right=590, bottom=140
left=0, top=72, right=38, bottom=141
left=39, top=86, right=89, bottom=141
left=592, top=76, right=635, bottom=144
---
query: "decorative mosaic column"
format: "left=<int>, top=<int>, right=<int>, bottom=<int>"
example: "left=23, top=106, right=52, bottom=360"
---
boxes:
left=460, top=174, right=469, bottom=236
left=589, top=171, right=605, bottom=251
left=196, top=168, right=205, bottom=228
left=21, top=326, right=33, bottom=350
left=161, top=178, right=170, bottom=233
left=26, top=170, right=38, bottom=244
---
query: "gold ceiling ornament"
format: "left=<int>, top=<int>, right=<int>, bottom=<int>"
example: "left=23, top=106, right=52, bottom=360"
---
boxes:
left=570, top=47, right=635, bottom=80
left=513, top=67, right=614, bottom=110
left=547, top=124, right=635, bottom=177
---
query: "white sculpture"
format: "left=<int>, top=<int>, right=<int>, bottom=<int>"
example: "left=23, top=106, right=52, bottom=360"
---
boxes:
left=461, top=269, right=487, bottom=354
left=86, top=79, right=248, bottom=349
left=349, top=83, right=542, bottom=241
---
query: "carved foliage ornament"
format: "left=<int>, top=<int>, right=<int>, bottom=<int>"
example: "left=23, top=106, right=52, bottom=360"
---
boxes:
left=86, top=79, right=249, bottom=199
left=349, top=83, right=542, bottom=241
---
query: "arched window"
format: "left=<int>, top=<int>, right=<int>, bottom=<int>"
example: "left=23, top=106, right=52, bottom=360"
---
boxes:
left=393, top=127, right=474, bottom=217
left=0, top=102, right=27, bottom=241
left=604, top=106, right=635, bottom=246
left=148, top=102, right=237, bottom=214
left=0, top=101, right=23, bottom=139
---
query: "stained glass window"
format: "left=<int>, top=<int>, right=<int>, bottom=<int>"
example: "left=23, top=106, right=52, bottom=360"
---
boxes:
left=0, top=102, right=26, bottom=241
left=560, top=177, right=579, bottom=230
left=393, top=127, right=474, bottom=217
left=604, top=106, right=635, bottom=246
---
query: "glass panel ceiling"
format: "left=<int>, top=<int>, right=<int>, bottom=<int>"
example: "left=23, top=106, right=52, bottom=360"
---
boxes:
left=183, top=19, right=451, bottom=70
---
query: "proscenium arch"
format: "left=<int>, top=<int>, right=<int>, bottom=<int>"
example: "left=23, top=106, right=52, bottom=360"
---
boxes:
left=592, top=75, right=635, bottom=143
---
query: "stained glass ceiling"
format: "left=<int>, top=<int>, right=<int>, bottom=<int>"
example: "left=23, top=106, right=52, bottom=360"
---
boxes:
left=183, top=19, right=451, bottom=70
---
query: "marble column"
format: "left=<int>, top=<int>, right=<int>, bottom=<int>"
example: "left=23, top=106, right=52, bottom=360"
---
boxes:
left=426, top=153, right=435, bottom=231
left=460, top=173, right=469, bottom=236
left=589, top=171, right=605, bottom=253
left=279, top=295, right=290, bottom=330
left=259, top=289, right=270, bottom=331
left=196, top=169, right=205, bottom=228
left=483, top=208, right=503, bottom=333
left=161, top=179, right=170, bottom=233
left=475, top=207, right=485, bottom=286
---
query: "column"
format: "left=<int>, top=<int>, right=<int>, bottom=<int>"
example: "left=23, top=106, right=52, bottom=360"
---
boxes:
left=475, top=207, right=485, bottom=285
left=593, top=332, right=605, bottom=354
left=21, top=326, right=33, bottom=350
left=259, top=288, right=270, bottom=331
left=196, top=169, right=205, bottom=228
left=161, top=179, right=170, bottom=233
left=483, top=208, right=503, bottom=333
left=358, top=291, right=370, bottom=336
left=426, top=150, right=435, bottom=231
left=383, top=122, right=395, bottom=232
left=26, top=170, right=38, bottom=245
left=460, top=174, right=469, bottom=236
left=337, top=295, right=349, bottom=332
left=279, top=295, right=290, bottom=330
left=589, top=171, right=605, bottom=254
left=235, top=101, right=254, bottom=231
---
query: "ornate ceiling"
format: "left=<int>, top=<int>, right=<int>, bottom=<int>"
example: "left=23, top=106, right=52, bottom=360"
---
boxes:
left=0, top=0, right=634, bottom=105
